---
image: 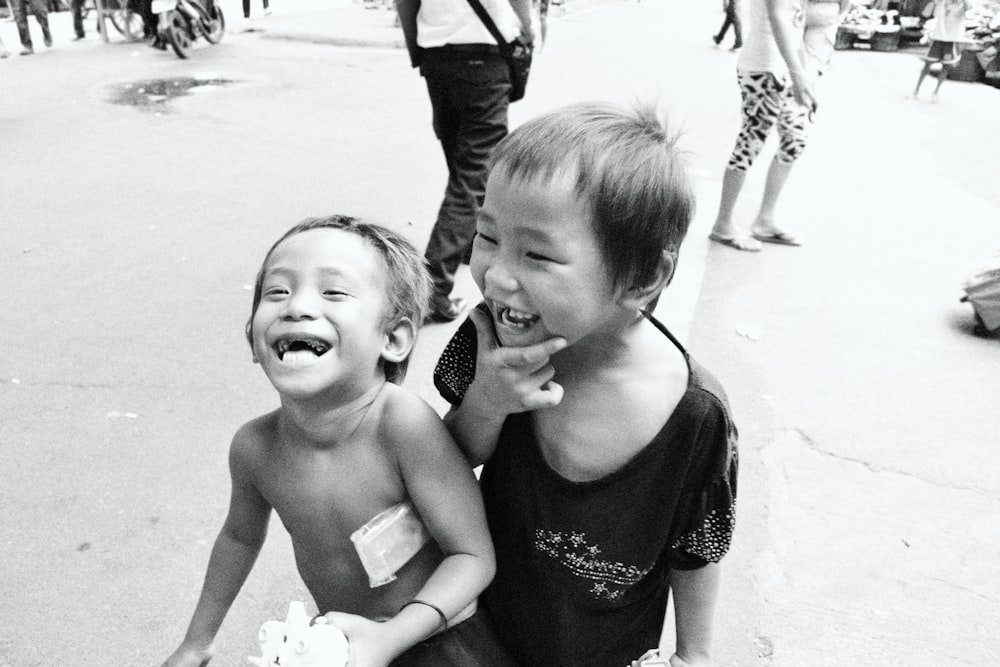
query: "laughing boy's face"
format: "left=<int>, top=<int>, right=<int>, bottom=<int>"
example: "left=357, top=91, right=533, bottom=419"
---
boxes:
left=470, top=168, right=621, bottom=350
left=251, top=228, right=390, bottom=402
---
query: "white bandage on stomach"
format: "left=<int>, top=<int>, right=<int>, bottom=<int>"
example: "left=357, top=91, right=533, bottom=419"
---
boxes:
left=351, top=501, right=432, bottom=587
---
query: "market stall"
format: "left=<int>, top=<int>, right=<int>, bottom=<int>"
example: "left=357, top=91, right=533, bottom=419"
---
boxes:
left=835, top=0, right=1000, bottom=85
left=835, top=0, right=930, bottom=51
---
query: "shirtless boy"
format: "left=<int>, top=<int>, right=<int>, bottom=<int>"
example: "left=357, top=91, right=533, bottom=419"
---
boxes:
left=162, top=215, right=506, bottom=667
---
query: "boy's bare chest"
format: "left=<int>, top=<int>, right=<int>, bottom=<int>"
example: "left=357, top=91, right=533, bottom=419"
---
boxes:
left=533, top=375, right=686, bottom=482
left=258, top=439, right=403, bottom=537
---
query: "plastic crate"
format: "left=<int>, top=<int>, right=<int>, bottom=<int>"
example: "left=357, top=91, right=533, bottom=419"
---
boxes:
left=870, top=30, right=901, bottom=51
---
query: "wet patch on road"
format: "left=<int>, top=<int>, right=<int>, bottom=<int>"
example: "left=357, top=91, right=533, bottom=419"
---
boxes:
left=109, top=75, right=237, bottom=113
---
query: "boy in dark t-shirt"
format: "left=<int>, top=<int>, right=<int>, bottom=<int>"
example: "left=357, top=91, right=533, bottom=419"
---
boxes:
left=434, top=102, right=738, bottom=667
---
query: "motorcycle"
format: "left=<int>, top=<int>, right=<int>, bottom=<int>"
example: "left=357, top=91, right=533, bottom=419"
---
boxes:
left=151, top=0, right=225, bottom=59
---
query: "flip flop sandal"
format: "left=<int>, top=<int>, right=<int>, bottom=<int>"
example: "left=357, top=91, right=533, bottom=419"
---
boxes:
left=709, top=233, right=762, bottom=252
left=751, top=231, right=802, bottom=246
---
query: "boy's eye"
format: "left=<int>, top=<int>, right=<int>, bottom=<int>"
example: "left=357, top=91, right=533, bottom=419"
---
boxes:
left=525, top=251, right=555, bottom=262
left=323, top=289, right=349, bottom=298
left=475, top=231, right=497, bottom=245
left=263, top=286, right=289, bottom=298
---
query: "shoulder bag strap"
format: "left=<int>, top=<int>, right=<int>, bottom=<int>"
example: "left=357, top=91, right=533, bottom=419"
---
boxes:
left=464, top=0, right=511, bottom=50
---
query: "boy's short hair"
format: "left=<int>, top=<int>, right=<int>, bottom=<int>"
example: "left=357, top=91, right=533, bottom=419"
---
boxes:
left=490, top=101, right=695, bottom=298
left=246, top=215, right=432, bottom=384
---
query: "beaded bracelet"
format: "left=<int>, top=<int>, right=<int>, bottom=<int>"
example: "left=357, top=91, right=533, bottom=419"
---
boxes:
left=400, top=599, right=449, bottom=634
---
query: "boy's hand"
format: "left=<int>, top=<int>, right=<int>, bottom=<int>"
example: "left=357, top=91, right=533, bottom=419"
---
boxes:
left=466, top=306, right=566, bottom=415
left=321, top=611, right=392, bottom=667
left=159, top=643, right=213, bottom=667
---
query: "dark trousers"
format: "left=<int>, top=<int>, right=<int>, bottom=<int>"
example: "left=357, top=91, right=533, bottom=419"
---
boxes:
left=139, top=0, right=158, bottom=38
left=391, top=610, right=518, bottom=667
left=715, top=0, right=742, bottom=48
left=11, top=0, right=51, bottom=48
left=243, top=0, right=269, bottom=18
left=420, top=48, right=510, bottom=301
left=70, top=0, right=85, bottom=37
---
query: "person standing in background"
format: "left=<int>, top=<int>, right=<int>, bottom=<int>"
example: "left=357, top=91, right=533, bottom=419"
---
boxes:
left=397, top=0, right=534, bottom=324
left=243, top=0, right=270, bottom=19
left=10, top=0, right=53, bottom=55
left=70, top=0, right=87, bottom=39
left=803, top=0, right=851, bottom=78
left=714, top=0, right=744, bottom=51
left=708, top=0, right=815, bottom=251
left=911, top=0, right=973, bottom=100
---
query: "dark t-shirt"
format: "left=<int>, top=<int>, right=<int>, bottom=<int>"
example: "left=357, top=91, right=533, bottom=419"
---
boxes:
left=434, top=311, right=738, bottom=667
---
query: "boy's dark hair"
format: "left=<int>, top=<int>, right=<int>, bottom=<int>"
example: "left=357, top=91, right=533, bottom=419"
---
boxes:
left=246, top=215, right=432, bottom=384
left=489, top=101, right=695, bottom=298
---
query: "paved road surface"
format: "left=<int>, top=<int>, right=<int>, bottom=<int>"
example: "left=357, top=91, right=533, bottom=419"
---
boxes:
left=2, top=1, right=999, bottom=665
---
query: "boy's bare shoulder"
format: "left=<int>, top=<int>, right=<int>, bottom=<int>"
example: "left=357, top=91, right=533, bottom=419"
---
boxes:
left=230, top=410, right=281, bottom=457
left=374, top=383, right=451, bottom=450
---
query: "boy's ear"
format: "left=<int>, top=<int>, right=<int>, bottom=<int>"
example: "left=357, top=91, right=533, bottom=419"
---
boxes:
left=620, top=249, right=677, bottom=310
left=381, top=317, right=417, bottom=365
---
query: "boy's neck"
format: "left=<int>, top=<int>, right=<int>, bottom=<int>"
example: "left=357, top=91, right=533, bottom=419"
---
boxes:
left=552, top=309, right=651, bottom=378
left=277, top=381, right=386, bottom=447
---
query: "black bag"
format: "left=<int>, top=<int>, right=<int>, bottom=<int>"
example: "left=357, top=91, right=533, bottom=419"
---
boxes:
left=464, top=0, right=533, bottom=102
left=505, top=37, right=532, bottom=102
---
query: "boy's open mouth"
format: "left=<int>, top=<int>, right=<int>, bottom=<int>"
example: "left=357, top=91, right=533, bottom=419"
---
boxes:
left=275, top=337, right=331, bottom=360
left=496, top=306, right=539, bottom=329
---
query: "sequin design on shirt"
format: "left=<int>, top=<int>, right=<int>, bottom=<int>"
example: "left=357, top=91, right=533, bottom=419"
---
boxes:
left=671, top=499, right=736, bottom=563
left=433, top=317, right=476, bottom=404
left=535, top=529, right=653, bottom=601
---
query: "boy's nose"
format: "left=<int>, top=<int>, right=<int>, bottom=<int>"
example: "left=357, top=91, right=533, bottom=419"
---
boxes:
left=482, top=258, right=519, bottom=300
left=282, top=290, right=320, bottom=319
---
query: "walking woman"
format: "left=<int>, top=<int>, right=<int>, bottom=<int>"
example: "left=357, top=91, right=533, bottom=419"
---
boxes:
left=709, top=0, right=815, bottom=251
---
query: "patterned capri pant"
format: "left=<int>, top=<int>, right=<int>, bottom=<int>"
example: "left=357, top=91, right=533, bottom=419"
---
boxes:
left=727, top=71, right=810, bottom=171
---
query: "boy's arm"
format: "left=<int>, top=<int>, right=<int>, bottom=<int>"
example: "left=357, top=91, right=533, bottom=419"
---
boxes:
left=443, top=306, right=565, bottom=466
left=663, top=564, right=722, bottom=667
left=162, top=433, right=272, bottom=667
left=765, top=0, right=817, bottom=111
left=326, top=395, right=498, bottom=665
left=394, top=0, right=422, bottom=68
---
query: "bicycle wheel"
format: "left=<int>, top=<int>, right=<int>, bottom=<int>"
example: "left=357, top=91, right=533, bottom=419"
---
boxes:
left=107, top=8, right=127, bottom=35
left=165, top=13, right=191, bottom=58
left=119, top=9, right=145, bottom=41
left=200, top=4, right=224, bottom=44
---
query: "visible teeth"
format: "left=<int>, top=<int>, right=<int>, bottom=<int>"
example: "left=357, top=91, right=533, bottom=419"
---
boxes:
left=499, top=308, right=537, bottom=328
left=276, top=338, right=329, bottom=359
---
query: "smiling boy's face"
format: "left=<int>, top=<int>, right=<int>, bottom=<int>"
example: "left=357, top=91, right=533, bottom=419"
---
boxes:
left=470, top=168, right=623, bottom=349
left=251, top=228, right=393, bottom=401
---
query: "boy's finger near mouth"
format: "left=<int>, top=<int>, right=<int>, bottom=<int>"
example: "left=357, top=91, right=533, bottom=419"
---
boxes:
left=504, top=340, right=562, bottom=368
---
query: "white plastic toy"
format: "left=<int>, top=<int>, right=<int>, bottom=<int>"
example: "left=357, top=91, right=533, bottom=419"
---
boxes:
left=248, top=601, right=350, bottom=667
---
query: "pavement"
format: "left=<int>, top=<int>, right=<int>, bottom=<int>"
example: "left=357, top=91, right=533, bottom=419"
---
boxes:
left=3, top=0, right=1000, bottom=665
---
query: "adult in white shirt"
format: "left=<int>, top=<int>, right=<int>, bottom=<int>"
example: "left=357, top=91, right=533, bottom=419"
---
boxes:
left=398, top=0, right=533, bottom=322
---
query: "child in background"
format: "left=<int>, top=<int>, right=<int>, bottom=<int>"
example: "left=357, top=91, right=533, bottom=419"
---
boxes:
left=162, top=215, right=510, bottom=667
left=433, top=102, right=739, bottom=667
left=912, top=0, right=973, bottom=100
